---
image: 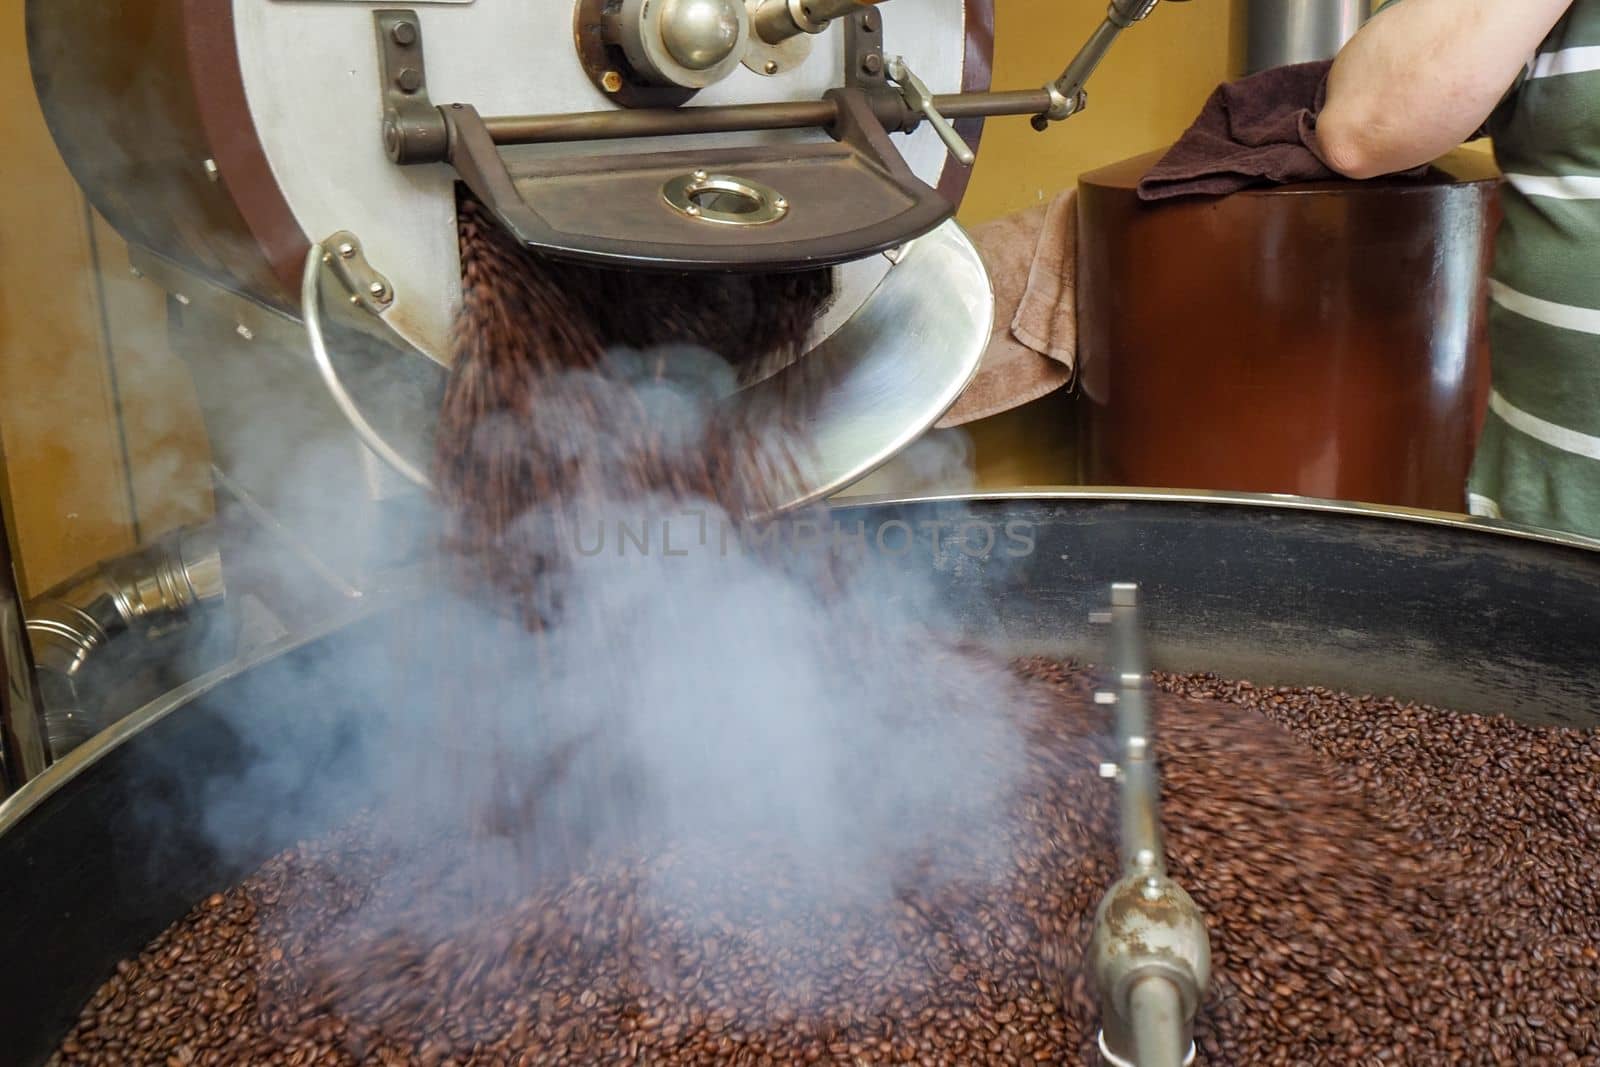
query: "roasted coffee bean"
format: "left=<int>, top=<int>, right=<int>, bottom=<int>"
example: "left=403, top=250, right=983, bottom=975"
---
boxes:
left=55, top=664, right=1600, bottom=1065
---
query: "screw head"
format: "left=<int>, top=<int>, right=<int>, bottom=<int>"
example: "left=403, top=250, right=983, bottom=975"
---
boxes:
left=692, top=169, right=708, bottom=181
left=382, top=116, right=402, bottom=157
left=235, top=324, right=254, bottom=341
left=601, top=70, right=624, bottom=93
left=202, top=158, right=220, bottom=182
left=368, top=281, right=389, bottom=299
left=686, top=204, right=702, bottom=217
left=338, top=242, right=356, bottom=259
left=763, top=59, right=779, bottom=75
left=774, top=197, right=788, bottom=211
left=861, top=53, right=883, bottom=77
left=391, top=20, right=418, bottom=46
left=396, top=67, right=423, bottom=93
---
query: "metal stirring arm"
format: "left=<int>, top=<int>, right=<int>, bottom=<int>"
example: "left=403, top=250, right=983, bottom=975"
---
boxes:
left=1034, top=0, right=1162, bottom=129
left=1088, top=582, right=1211, bottom=1067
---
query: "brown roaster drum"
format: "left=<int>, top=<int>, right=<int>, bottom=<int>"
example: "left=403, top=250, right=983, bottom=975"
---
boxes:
left=1076, top=149, right=1501, bottom=512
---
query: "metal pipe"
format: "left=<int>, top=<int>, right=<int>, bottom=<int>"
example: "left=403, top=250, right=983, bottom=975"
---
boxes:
left=1129, top=978, right=1188, bottom=1067
left=478, top=90, right=1048, bottom=146
left=751, top=0, right=887, bottom=45
left=27, top=523, right=225, bottom=757
left=1109, top=581, right=1164, bottom=874
left=1238, top=0, right=1367, bottom=76
left=1033, top=0, right=1159, bottom=127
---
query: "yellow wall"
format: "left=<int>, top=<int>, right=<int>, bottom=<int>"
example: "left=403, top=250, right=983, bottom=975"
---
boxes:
left=960, top=0, right=1233, bottom=226
left=0, top=3, right=213, bottom=598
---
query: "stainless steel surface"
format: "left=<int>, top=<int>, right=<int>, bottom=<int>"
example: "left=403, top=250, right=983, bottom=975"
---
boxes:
left=660, top=0, right=746, bottom=70
left=611, top=0, right=751, bottom=88
left=1088, top=582, right=1208, bottom=1067
left=27, top=524, right=227, bottom=758
left=1239, top=0, right=1367, bottom=75
left=886, top=56, right=975, bottom=166
left=739, top=220, right=992, bottom=511
left=301, top=219, right=992, bottom=514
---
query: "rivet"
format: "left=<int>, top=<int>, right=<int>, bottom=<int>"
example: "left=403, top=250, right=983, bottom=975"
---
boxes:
left=338, top=242, right=357, bottom=259
left=763, top=60, right=779, bottom=74
left=175, top=293, right=191, bottom=306
left=129, top=267, right=144, bottom=279
left=686, top=204, right=702, bottom=217
left=391, top=20, right=418, bottom=46
left=774, top=197, right=788, bottom=210
left=369, top=281, right=389, bottom=298
left=203, top=158, right=220, bottom=182
left=601, top=70, right=624, bottom=93
left=396, top=67, right=423, bottom=93
left=861, top=53, right=883, bottom=76
left=692, top=169, right=708, bottom=181
left=236, top=324, right=254, bottom=341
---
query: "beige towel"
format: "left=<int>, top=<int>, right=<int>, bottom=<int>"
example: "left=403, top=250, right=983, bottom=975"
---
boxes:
left=936, top=189, right=1078, bottom=428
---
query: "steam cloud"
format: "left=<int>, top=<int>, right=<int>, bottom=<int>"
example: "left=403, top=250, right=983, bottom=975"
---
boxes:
left=156, top=324, right=1047, bottom=1022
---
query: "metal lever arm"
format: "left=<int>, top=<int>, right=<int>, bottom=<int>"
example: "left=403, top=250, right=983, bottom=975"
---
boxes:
left=1088, top=582, right=1211, bottom=1067
left=885, top=56, right=975, bottom=167
left=1033, top=0, right=1161, bottom=129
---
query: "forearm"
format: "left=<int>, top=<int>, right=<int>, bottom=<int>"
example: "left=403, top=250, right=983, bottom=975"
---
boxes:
left=1318, top=0, right=1573, bottom=179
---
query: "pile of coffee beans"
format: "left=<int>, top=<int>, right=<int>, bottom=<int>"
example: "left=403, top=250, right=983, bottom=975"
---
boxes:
left=54, top=661, right=1600, bottom=1065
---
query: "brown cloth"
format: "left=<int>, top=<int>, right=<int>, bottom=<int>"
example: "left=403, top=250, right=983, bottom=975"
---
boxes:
left=1137, top=60, right=1427, bottom=201
left=937, top=189, right=1077, bottom=428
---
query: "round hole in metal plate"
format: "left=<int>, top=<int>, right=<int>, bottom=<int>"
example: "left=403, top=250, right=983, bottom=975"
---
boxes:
left=662, top=171, right=789, bottom=225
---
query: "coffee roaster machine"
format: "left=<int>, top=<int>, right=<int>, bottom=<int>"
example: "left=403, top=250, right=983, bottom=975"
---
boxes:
left=5, top=2, right=1600, bottom=1065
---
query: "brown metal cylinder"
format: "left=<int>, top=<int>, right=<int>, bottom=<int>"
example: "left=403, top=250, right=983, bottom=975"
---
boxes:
left=1076, top=149, right=1501, bottom=511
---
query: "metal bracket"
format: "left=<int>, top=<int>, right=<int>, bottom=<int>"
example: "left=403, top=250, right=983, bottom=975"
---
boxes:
left=321, top=231, right=395, bottom=315
left=376, top=9, right=448, bottom=164
left=843, top=3, right=887, bottom=87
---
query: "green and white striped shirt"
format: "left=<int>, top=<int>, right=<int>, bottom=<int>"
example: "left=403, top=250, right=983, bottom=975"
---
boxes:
left=1466, top=2, right=1600, bottom=535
